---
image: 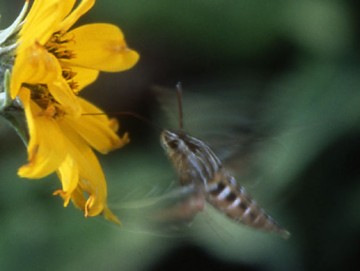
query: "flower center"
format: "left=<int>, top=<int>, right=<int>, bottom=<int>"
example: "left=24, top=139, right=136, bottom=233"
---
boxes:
left=24, top=32, right=80, bottom=118
left=45, top=31, right=75, bottom=60
left=24, top=83, right=65, bottom=118
left=46, top=31, right=79, bottom=91
left=62, top=67, right=79, bottom=91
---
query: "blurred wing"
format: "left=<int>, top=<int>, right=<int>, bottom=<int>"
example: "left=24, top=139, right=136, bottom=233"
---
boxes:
left=152, top=84, right=268, bottom=180
left=112, top=183, right=206, bottom=236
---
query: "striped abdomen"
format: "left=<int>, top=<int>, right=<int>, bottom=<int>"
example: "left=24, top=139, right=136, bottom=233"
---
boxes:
left=160, top=129, right=289, bottom=238
left=206, top=171, right=289, bottom=238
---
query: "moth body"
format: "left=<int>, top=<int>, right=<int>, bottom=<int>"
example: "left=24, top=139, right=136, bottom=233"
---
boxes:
left=160, top=129, right=289, bottom=238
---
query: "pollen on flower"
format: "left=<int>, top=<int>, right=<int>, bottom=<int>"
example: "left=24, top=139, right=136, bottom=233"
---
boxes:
left=62, top=68, right=79, bottom=91
left=42, top=104, right=59, bottom=118
left=45, top=32, right=76, bottom=60
left=62, top=68, right=77, bottom=81
left=24, top=84, right=66, bottom=119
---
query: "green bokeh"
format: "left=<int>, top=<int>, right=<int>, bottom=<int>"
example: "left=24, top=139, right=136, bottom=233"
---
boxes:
left=1, top=1, right=360, bottom=270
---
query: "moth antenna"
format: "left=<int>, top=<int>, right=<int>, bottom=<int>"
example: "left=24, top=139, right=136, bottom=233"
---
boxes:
left=176, top=82, right=184, bottom=130
left=82, top=111, right=163, bottom=132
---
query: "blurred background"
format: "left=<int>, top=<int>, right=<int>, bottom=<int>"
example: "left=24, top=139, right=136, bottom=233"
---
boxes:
left=1, top=0, right=360, bottom=270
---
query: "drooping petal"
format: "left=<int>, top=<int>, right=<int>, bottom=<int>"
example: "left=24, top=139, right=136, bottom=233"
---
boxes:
left=57, top=122, right=117, bottom=221
left=48, top=80, right=81, bottom=117
left=68, top=115, right=128, bottom=153
left=59, top=0, right=95, bottom=32
left=78, top=97, right=120, bottom=133
left=71, top=186, right=120, bottom=224
left=56, top=155, right=80, bottom=205
left=102, top=207, right=121, bottom=225
left=77, top=96, right=115, bottom=124
left=63, top=98, right=129, bottom=153
left=70, top=186, right=87, bottom=213
left=17, top=88, right=66, bottom=178
left=62, top=23, right=140, bottom=72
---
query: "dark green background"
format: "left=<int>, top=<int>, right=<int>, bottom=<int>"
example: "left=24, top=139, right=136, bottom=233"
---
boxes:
left=1, top=1, right=360, bottom=270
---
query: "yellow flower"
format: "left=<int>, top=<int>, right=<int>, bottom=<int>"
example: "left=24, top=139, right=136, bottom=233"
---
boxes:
left=9, top=0, right=139, bottom=223
left=18, top=87, right=128, bottom=223
left=11, top=0, right=139, bottom=116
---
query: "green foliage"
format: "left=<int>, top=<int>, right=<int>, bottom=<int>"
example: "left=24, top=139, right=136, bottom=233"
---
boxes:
left=1, top=1, right=359, bottom=270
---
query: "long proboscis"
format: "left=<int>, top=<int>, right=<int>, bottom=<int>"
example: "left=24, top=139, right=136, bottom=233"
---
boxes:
left=81, top=111, right=163, bottom=131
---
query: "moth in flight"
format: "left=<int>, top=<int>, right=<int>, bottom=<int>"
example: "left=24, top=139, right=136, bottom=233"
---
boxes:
left=159, top=83, right=290, bottom=238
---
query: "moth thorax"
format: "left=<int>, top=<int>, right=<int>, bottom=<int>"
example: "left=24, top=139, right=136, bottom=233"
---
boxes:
left=160, top=129, right=222, bottom=187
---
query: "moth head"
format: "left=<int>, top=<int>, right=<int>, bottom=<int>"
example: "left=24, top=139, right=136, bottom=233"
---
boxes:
left=160, top=130, right=184, bottom=154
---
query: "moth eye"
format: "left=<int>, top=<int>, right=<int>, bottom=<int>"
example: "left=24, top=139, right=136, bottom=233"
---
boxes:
left=168, top=140, right=179, bottom=149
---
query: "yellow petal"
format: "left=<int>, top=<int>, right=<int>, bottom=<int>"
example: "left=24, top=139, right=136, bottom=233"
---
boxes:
left=48, top=80, right=81, bottom=117
left=19, top=0, right=73, bottom=48
left=56, top=121, right=109, bottom=216
left=63, top=98, right=128, bottom=153
left=71, top=187, right=120, bottom=224
left=78, top=98, right=123, bottom=135
left=57, top=155, right=80, bottom=197
left=65, top=65, right=99, bottom=91
left=62, top=24, right=140, bottom=72
left=66, top=115, right=124, bottom=153
left=59, top=0, right=95, bottom=32
left=70, top=186, right=87, bottom=212
left=10, top=42, right=81, bottom=115
left=77, top=96, right=114, bottom=124
left=11, top=43, right=59, bottom=99
left=17, top=88, right=66, bottom=178
left=53, top=189, right=72, bottom=207
left=103, top=206, right=121, bottom=225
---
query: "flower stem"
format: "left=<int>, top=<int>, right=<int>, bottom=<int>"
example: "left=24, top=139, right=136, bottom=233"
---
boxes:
left=0, top=70, right=28, bottom=146
left=1, top=111, right=28, bottom=146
